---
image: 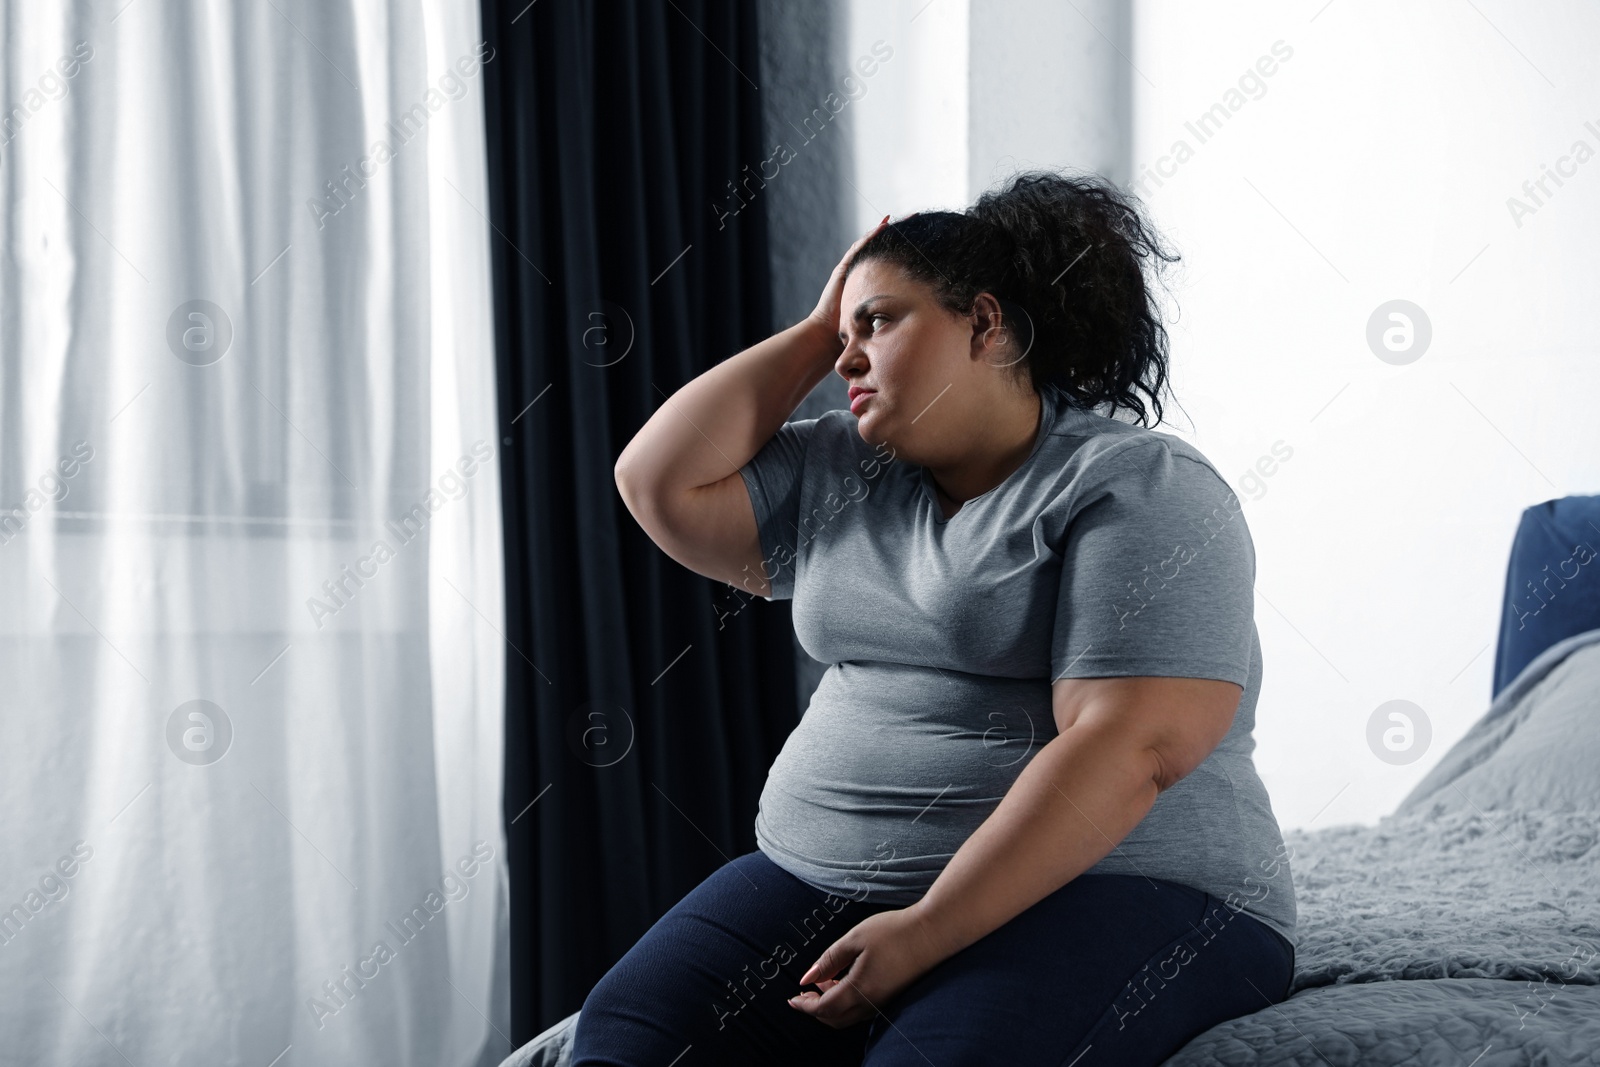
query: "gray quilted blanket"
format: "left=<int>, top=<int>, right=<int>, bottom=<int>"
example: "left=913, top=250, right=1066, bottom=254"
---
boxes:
left=1163, top=806, right=1600, bottom=1065
left=1165, top=631, right=1600, bottom=1064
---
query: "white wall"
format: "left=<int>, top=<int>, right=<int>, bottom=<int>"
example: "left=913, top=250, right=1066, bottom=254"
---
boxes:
left=968, top=0, right=1131, bottom=195
left=1130, top=0, right=1600, bottom=830
left=844, top=0, right=1132, bottom=230
left=839, top=0, right=1600, bottom=834
left=846, top=0, right=972, bottom=230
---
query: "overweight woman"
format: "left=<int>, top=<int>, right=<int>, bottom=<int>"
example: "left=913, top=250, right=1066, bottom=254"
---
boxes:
left=585, top=170, right=1297, bottom=1066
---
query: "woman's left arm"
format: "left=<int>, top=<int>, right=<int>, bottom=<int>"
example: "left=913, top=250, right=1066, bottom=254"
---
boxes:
left=788, top=673, right=1241, bottom=1028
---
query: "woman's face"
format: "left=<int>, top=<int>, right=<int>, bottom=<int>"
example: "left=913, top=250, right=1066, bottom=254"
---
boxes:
left=834, top=257, right=1001, bottom=457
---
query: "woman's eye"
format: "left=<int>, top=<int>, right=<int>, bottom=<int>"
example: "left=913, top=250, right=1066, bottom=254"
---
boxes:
left=869, top=314, right=889, bottom=330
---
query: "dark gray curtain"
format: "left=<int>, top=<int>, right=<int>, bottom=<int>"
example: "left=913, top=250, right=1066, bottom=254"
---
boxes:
left=477, top=0, right=802, bottom=1044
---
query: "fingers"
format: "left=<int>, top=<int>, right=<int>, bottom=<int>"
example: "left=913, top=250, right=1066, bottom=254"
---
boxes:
left=788, top=974, right=868, bottom=1029
left=837, top=222, right=884, bottom=276
left=847, top=215, right=891, bottom=255
left=800, top=938, right=849, bottom=986
left=834, top=215, right=893, bottom=282
left=816, top=215, right=896, bottom=328
left=794, top=942, right=855, bottom=1017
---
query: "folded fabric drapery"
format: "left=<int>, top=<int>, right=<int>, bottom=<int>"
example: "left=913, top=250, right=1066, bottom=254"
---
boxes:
left=475, top=0, right=796, bottom=1049
left=0, top=2, right=508, bottom=1064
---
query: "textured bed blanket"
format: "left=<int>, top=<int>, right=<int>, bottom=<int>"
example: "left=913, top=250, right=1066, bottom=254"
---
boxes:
left=1285, top=806, right=1600, bottom=992
left=1397, top=629, right=1600, bottom=819
left=1165, top=978, right=1600, bottom=1066
left=1163, top=805, right=1600, bottom=1065
left=1164, top=632, right=1600, bottom=1065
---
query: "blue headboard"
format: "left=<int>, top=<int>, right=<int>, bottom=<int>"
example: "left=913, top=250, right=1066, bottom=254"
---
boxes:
left=1492, top=493, right=1600, bottom=698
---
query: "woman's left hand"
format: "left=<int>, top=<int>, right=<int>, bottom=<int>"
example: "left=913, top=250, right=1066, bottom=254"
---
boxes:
left=786, top=905, right=952, bottom=1029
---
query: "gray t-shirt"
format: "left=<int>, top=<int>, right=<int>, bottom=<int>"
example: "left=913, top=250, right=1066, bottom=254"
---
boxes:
left=737, top=382, right=1297, bottom=947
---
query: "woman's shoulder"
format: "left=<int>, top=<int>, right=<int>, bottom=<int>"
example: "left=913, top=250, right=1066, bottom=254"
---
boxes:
left=1046, top=404, right=1237, bottom=502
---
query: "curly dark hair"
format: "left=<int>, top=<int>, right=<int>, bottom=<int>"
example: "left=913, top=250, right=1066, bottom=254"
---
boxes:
left=844, top=169, right=1181, bottom=427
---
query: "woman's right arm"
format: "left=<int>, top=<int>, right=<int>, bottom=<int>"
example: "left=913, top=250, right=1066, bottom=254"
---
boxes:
left=613, top=217, right=889, bottom=598
left=612, top=317, right=841, bottom=597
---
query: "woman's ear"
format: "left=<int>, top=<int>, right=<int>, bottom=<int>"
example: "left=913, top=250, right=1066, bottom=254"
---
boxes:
left=969, top=291, right=1004, bottom=353
left=971, top=291, right=1027, bottom=370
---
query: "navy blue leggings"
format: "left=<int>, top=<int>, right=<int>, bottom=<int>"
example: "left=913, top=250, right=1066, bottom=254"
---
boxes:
left=570, top=850, right=1294, bottom=1066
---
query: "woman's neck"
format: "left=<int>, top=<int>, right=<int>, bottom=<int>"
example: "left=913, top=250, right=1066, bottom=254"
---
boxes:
left=924, top=387, right=1043, bottom=516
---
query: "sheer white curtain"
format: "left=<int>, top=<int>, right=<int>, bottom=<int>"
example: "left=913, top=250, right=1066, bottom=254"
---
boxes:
left=0, top=2, right=507, bottom=1065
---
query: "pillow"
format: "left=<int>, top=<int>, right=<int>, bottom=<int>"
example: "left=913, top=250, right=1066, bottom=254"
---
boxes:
left=1397, top=628, right=1600, bottom=816
left=1492, top=494, right=1600, bottom=698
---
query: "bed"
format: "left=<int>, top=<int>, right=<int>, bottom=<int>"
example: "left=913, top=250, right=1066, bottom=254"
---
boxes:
left=1165, top=624, right=1600, bottom=1065
left=503, top=494, right=1600, bottom=1067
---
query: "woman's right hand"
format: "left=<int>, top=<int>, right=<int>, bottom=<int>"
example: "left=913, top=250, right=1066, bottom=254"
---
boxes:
left=807, top=215, right=895, bottom=343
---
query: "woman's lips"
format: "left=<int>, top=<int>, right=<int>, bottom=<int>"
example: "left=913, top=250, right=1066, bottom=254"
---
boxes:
left=849, top=390, right=875, bottom=414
